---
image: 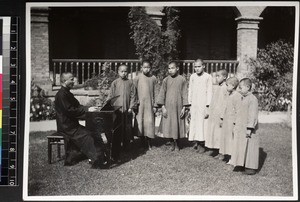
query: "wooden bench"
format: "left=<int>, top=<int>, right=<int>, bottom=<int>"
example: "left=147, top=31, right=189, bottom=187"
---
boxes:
left=47, top=133, right=65, bottom=164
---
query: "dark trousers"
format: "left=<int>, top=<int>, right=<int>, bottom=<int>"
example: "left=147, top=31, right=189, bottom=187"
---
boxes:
left=111, top=112, right=133, bottom=159
left=63, top=125, right=105, bottom=165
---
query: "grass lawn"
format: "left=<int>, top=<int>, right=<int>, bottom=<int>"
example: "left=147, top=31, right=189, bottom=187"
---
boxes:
left=27, top=123, right=293, bottom=196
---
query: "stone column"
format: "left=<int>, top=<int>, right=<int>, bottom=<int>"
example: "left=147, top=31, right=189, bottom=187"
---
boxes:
left=31, top=7, right=52, bottom=93
left=145, top=7, right=164, bottom=27
left=236, top=16, right=262, bottom=78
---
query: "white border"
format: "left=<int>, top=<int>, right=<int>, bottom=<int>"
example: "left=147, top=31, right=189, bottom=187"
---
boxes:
left=24, top=2, right=299, bottom=201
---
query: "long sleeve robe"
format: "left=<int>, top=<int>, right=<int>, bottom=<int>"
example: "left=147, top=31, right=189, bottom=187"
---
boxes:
left=205, top=82, right=228, bottom=149
left=219, top=90, right=242, bottom=155
left=231, top=92, right=259, bottom=169
left=156, top=75, right=188, bottom=139
left=108, top=78, right=136, bottom=112
left=133, top=74, right=157, bottom=138
left=55, top=86, right=103, bottom=163
left=108, top=77, right=137, bottom=144
left=188, top=72, right=213, bottom=142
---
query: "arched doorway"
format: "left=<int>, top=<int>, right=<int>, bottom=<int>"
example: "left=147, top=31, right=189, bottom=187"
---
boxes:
left=258, top=7, right=295, bottom=48
left=178, top=7, right=237, bottom=60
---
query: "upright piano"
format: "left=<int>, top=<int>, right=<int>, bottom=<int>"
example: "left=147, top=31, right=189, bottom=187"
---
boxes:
left=85, top=96, right=121, bottom=159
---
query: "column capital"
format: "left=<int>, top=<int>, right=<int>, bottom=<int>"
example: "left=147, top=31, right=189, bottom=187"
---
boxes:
left=145, top=6, right=165, bottom=27
left=235, top=16, right=263, bottom=30
left=31, top=7, right=49, bottom=23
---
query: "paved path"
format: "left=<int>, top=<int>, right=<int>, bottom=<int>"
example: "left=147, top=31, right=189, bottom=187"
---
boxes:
left=29, top=112, right=291, bottom=132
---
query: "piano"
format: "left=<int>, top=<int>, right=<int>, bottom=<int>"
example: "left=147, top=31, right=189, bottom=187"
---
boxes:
left=85, top=96, right=122, bottom=160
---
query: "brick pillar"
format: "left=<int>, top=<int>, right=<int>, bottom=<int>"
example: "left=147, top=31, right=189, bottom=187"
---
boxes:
left=235, top=16, right=262, bottom=79
left=31, top=7, right=52, bottom=93
left=145, top=7, right=164, bottom=27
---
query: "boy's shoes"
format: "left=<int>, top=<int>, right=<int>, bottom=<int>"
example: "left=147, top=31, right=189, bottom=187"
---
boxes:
left=226, top=159, right=232, bottom=165
left=243, top=168, right=257, bottom=175
left=205, top=150, right=214, bottom=156
left=197, top=145, right=205, bottom=154
left=170, top=141, right=175, bottom=151
left=213, top=154, right=225, bottom=160
left=165, top=141, right=172, bottom=146
left=233, top=166, right=245, bottom=172
left=193, top=142, right=198, bottom=150
left=218, top=154, right=225, bottom=160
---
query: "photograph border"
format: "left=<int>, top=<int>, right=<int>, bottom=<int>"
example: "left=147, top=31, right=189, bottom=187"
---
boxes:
left=24, top=1, right=299, bottom=201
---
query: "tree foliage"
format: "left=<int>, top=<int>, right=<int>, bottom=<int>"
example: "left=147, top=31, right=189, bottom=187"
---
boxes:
left=247, top=40, right=294, bottom=111
left=128, top=7, right=181, bottom=80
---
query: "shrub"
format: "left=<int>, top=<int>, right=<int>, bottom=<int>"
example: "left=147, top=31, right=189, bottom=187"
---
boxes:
left=247, top=40, right=294, bottom=111
left=128, top=7, right=181, bottom=81
left=30, top=81, right=56, bottom=121
left=85, top=62, right=119, bottom=107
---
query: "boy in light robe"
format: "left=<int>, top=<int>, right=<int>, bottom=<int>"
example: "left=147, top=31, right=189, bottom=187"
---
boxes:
left=205, top=69, right=228, bottom=159
left=156, top=61, right=189, bottom=151
left=231, top=78, right=259, bottom=175
left=108, top=65, right=137, bottom=162
left=219, top=77, right=241, bottom=164
left=188, top=59, right=213, bottom=153
left=133, top=60, right=157, bottom=150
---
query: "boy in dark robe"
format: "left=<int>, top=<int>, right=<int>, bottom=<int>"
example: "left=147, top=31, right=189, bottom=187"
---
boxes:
left=55, top=72, right=108, bottom=169
left=108, top=65, right=137, bottom=161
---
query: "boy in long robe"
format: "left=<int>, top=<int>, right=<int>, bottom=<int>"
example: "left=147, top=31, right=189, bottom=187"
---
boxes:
left=156, top=61, right=189, bottom=151
left=219, top=77, right=241, bottom=163
left=231, top=78, right=259, bottom=175
left=205, top=69, right=228, bottom=158
left=133, top=60, right=157, bottom=150
left=188, top=59, right=213, bottom=153
left=108, top=65, right=137, bottom=161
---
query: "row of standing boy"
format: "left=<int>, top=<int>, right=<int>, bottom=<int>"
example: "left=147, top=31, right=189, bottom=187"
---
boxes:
left=108, top=59, right=259, bottom=175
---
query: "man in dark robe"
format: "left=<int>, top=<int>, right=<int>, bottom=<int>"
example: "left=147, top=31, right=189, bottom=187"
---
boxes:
left=55, top=72, right=108, bottom=169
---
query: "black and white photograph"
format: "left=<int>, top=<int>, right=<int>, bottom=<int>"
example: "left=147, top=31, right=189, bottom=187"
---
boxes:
left=23, top=2, right=299, bottom=201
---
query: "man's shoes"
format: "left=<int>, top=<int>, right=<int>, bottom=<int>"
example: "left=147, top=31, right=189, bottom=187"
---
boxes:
left=110, top=157, right=121, bottom=164
left=91, top=159, right=110, bottom=169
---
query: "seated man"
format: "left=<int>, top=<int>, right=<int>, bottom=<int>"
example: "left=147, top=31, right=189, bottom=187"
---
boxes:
left=55, top=72, right=108, bottom=169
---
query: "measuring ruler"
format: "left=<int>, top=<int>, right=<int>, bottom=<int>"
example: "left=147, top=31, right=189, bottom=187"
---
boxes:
left=0, top=16, right=18, bottom=186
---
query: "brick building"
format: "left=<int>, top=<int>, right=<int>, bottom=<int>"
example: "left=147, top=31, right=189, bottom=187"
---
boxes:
left=30, top=6, right=295, bottom=93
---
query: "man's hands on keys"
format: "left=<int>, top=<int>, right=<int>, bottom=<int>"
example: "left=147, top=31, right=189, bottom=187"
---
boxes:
left=88, top=106, right=99, bottom=112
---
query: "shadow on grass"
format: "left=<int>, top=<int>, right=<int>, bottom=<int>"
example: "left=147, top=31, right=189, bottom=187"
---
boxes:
left=111, top=136, right=194, bottom=168
left=257, top=147, right=267, bottom=173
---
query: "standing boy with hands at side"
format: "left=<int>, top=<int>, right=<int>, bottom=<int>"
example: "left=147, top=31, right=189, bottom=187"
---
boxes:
left=231, top=78, right=259, bottom=175
left=157, top=61, right=189, bottom=151
left=108, top=64, right=137, bottom=162
left=188, top=59, right=213, bottom=153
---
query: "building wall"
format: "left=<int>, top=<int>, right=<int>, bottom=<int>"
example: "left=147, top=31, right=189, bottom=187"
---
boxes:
left=49, top=7, right=137, bottom=60
left=178, top=7, right=237, bottom=60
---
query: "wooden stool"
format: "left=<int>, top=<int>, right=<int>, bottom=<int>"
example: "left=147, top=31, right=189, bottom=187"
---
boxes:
left=47, top=133, right=65, bottom=164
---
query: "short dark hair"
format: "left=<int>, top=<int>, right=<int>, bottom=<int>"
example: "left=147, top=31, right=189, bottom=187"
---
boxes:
left=239, top=78, right=252, bottom=90
left=194, top=58, right=204, bottom=64
left=141, top=60, right=151, bottom=66
left=218, top=69, right=228, bottom=78
left=60, top=72, right=73, bottom=83
left=118, top=64, right=128, bottom=71
left=226, top=77, right=239, bottom=88
left=168, top=61, right=178, bottom=67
